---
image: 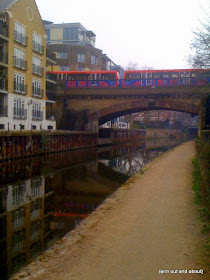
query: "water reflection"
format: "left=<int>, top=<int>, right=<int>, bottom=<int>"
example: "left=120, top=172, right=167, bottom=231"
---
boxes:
left=0, top=138, right=185, bottom=279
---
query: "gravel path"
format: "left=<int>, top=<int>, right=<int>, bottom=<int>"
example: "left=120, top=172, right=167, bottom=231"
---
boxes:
left=14, top=141, right=209, bottom=280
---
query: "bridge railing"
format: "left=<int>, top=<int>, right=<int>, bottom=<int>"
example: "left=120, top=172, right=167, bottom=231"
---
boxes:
left=65, top=77, right=210, bottom=88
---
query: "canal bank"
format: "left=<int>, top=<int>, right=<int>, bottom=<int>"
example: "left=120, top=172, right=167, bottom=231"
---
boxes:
left=12, top=141, right=209, bottom=280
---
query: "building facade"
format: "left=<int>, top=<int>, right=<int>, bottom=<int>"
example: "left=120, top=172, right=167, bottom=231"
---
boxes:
left=0, top=0, right=56, bottom=132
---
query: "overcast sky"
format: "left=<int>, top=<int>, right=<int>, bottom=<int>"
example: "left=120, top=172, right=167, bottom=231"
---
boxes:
left=35, top=0, right=208, bottom=69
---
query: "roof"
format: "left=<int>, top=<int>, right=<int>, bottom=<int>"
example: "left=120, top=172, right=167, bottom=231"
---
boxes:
left=0, top=0, right=17, bottom=11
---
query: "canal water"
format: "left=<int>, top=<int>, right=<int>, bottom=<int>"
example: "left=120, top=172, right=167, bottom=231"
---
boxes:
left=0, top=137, right=187, bottom=279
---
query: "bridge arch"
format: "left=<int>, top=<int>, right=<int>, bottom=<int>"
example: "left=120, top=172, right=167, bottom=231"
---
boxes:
left=87, top=99, right=199, bottom=126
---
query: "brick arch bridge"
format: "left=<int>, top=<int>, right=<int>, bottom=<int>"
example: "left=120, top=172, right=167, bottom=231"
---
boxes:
left=55, top=85, right=209, bottom=133
left=87, top=99, right=199, bottom=128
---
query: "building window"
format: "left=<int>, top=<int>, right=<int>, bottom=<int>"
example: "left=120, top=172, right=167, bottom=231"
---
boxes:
left=91, top=55, right=98, bottom=65
left=14, top=73, right=26, bottom=94
left=14, top=48, right=26, bottom=70
left=33, top=32, right=43, bottom=54
left=63, top=28, right=78, bottom=40
left=14, top=99, right=26, bottom=119
left=14, top=21, right=27, bottom=46
left=32, top=56, right=43, bottom=76
left=57, top=52, right=67, bottom=59
left=46, top=29, right=50, bottom=40
left=32, top=79, right=42, bottom=97
left=32, top=102, right=42, bottom=120
left=77, top=53, right=85, bottom=63
left=60, top=66, right=69, bottom=71
left=77, top=67, right=84, bottom=71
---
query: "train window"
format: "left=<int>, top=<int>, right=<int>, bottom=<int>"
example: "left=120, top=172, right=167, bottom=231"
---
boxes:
left=171, top=73, right=178, bottom=78
left=192, top=73, right=197, bottom=77
left=163, top=74, right=169, bottom=78
left=134, top=74, right=141, bottom=79
left=153, top=74, right=160, bottom=79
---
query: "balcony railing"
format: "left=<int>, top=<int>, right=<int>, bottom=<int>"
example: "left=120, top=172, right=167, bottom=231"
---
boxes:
left=14, top=30, right=28, bottom=46
left=14, top=56, right=27, bottom=70
left=13, top=108, right=27, bottom=120
left=14, top=82, right=27, bottom=94
left=32, top=41, right=44, bottom=55
left=0, top=24, right=8, bottom=38
left=32, top=110, right=43, bottom=121
left=32, top=64, right=43, bottom=76
left=0, top=78, right=8, bottom=91
left=32, top=86, right=43, bottom=98
left=0, top=52, right=8, bottom=64
left=0, top=105, right=8, bottom=117
left=46, top=112, right=55, bottom=121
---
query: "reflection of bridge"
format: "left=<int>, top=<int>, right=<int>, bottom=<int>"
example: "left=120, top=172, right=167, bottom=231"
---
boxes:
left=53, top=83, right=209, bottom=134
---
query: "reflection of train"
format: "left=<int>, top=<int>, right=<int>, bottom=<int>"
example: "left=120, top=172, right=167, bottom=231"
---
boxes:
left=46, top=69, right=210, bottom=88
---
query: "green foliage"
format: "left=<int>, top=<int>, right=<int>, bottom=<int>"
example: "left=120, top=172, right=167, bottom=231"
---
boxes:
left=192, top=158, right=201, bottom=205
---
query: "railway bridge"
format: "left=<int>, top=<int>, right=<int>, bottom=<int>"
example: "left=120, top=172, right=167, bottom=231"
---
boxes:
left=51, top=83, right=209, bottom=134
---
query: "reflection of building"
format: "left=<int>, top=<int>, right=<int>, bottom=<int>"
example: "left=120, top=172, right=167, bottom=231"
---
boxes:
left=0, top=176, right=54, bottom=279
left=0, top=0, right=56, bottom=132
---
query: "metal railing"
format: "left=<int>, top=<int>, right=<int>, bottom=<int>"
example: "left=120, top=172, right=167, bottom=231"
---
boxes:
left=14, top=56, right=27, bottom=70
left=14, top=30, right=28, bottom=46
left=32, top=86, right=43, bottom=98
left=32, top=41, right=44, bottom=55
left=0, top=78, right=8, bottom=91
left=32, top=64, right=43, bottom=76
left=0, top=24, right=8, bottom=37
left=13, top=108, right=27, bottom=120
left=46, top=112, right=55, bottom=120
left=32, top=110, right=43, bottom=121
left=14, top=82, right=27, bottom=94
left=65, top=77, right=210, bottom=88
left=0, top=52, right=8, bottom=64
left=0, top=105, right=8, bottom=117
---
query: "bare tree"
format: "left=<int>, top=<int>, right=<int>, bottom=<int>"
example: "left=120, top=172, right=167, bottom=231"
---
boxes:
left=188, top=4, right=210, bottom=68
left=125, top=61, right=139, bottom=70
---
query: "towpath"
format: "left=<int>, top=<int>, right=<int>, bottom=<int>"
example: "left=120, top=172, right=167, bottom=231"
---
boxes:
left=14, top=141, right=209, bottom=280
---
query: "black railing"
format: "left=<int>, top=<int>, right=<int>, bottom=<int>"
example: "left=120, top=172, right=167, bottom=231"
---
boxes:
left=14, top=56, right=27, bottom=70
left=0, top=105, right=8, bottom=117
left=14, top=82, right=27, bottom=94
left=0, top=52, right=8, bottom=64
left=32, top=110, right=43, bottom=121
left=32, top=64, right=44, bottom=76
left=32, top=86, right=43, bottom=98
left=0, top=24, right=8, bottom=37
left=32, top=41, right=44, bottom=54
left=13, top=108, right=27, bottom=120
left=0, top=78, right=7, bottom=91
left=14, top=30, right=28, bottom=46
left=46, top=112, right=55, bottom=120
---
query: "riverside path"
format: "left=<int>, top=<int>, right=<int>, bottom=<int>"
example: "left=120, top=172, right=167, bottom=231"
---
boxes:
left=13, top=141, right=209, bottom=280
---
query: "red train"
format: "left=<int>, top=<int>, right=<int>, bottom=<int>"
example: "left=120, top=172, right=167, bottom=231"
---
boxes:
left=46, top=69, right=210, bottom=88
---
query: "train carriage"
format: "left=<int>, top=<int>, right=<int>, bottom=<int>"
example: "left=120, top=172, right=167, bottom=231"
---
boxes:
left=47, top=70, right=120, bottom=88
left=122, top=69, right=209, bottom=87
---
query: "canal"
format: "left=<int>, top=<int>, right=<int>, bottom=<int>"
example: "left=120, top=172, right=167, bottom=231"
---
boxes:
left=0, top=137, right=188, bottom=279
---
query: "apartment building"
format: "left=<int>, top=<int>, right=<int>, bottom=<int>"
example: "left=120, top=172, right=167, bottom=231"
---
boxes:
left=0, top=0, right=56, bottom=132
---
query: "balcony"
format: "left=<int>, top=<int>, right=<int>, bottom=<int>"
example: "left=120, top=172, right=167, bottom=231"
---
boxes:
left=0, top=52, right=8, bottom=65
left=0, top=105, right=7, bottom=117
left=46, top=112, right=55, bottom=121
left=14, top=30, right=28, bottom=46
left=13, top=108, right=27, bottom=120
left=0, top=24, right=8, bottom=39
left=32, top=86, right=43, bottom=98
left=32, top=64, right=43, bottom=76
left=32, top=110, right=43, bottom=121
left=32, top=41, right=44, bottom=55
left=14, top=56, right=27, bottom=70
left=14, top=82, right=27, bottom=95
left=0, top=77, right=8, bottom=91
